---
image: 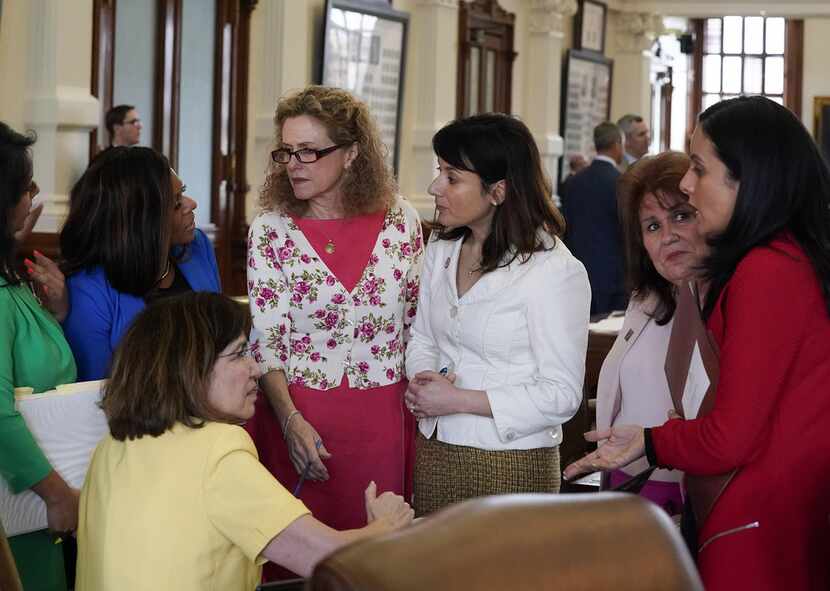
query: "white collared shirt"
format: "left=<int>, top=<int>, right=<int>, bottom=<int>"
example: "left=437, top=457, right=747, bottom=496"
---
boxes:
left=406, top=233, right=591, bottom=450
left=623, top=152, right=639, bottom=166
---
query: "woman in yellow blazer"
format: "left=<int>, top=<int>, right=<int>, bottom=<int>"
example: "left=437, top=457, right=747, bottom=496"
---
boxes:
left=77, top=293, right=412, bottom=590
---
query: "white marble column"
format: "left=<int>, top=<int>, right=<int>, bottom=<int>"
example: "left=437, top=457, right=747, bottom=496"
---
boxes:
left=408, top=0, right=463, bottom=218
left=612, top=12, right=664, bottom=121
left=25, top=0, right=98, bottom=232
left=522, top=0, right=577, bottom=198
left=247, top=0, right=323, bottom=222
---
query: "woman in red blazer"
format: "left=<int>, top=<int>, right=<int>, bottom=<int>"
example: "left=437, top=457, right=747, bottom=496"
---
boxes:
left=565, top=96, right=830, bottom=590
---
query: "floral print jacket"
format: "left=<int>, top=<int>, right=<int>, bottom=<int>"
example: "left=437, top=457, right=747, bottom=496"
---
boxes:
left=247, top=197, right=423, bottom=390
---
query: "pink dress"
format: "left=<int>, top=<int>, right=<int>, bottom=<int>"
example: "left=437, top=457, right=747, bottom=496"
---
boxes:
left=245, top=208, right=419, bottom=581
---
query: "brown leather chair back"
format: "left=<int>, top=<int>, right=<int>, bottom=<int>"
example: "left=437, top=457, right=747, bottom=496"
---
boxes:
left=308, top=493, right=702, bottom=591
left=0, top=519, right=23, bottom=591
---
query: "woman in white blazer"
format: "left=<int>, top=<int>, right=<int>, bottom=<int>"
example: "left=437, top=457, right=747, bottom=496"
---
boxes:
left=404, top=114, right=591, bottom=516
left=595, top=151, right=708, bottom=515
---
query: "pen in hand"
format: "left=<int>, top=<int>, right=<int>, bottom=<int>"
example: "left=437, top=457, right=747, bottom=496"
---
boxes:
left=293, top=438, right=323, bottom=497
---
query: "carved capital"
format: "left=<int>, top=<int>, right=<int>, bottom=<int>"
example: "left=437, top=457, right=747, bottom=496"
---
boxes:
left=525, top=0, right=577, bottom=34
left=615, top=12, right=664, bottom=53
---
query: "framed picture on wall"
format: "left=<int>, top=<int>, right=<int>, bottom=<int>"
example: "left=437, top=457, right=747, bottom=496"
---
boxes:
left=560, top=49, right=613, bottom=181
left=575, top=0, right=607, bottom=54
left=814, top=96, right=830, bottom=162
left=320, top=0, right=409, bottom=173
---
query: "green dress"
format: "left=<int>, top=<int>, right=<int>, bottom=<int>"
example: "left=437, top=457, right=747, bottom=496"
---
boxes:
left=0, top=278, right=77, bottom=590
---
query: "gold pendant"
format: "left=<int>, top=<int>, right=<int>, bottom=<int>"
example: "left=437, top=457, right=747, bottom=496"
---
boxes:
left=324, top=240, right=336, bottom=254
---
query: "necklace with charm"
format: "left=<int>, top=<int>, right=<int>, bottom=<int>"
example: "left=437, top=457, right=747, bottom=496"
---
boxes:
left=461, top=244, right=481, bottom=277
left=319, top=218, right=352, bottom=255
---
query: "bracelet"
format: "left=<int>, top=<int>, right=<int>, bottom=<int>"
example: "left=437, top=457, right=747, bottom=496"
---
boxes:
left=282, top=409, right=301, bottom=439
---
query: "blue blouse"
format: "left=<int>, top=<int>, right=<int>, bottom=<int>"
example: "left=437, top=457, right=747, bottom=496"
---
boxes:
left=63, top=230, right=221, bottom=380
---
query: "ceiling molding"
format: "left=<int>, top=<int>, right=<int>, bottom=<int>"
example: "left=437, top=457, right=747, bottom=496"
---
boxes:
left=611, top=1, right=830, bottom=17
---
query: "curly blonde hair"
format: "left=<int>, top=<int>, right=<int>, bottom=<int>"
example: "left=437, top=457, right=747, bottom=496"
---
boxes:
left=260, top=86, right=397, bottom=216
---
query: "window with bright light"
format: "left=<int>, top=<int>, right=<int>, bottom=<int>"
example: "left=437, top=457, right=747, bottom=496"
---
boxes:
left=701, top=16, right=786, bottom=108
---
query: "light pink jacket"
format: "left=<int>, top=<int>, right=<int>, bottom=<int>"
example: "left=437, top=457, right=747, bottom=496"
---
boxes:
left=595, top=294, right=682, bottom=481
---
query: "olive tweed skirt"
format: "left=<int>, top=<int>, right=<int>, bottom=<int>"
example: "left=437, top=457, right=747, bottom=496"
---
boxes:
left=413, top=432, right=561, bottom=517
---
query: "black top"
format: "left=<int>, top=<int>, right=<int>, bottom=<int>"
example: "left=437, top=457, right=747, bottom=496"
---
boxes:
left=145, top=265, right=192, bottom=304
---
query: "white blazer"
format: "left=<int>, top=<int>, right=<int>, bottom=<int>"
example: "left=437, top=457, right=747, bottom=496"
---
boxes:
left=405, top=233, right=591, bottom=451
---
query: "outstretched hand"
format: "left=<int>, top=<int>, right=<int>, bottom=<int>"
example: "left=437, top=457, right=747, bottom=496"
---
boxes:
left=562, top=424, right=647, bottom=481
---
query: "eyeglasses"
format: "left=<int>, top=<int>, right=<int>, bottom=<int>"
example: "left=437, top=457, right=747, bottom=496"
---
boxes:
left=271, top=144, right=348, bottom=164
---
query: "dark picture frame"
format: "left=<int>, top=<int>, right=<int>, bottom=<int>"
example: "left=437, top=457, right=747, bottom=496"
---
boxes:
left=574, top=0, right=607, bottom=54
left=814, top=96, right=830, bottom=163
left=320, top=0, right=409, bottom=173
left=559, top=49, right=613, bottom=181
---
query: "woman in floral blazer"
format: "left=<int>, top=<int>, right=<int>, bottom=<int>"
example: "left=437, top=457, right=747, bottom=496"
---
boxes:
left=245, top=86, right=422, bottom=581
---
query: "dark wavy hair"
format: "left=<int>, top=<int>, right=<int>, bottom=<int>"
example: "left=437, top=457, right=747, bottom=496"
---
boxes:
left=430, top=113, right=566, bottom=273
left=60, top=147, right=174, bottom=296
left=103, top=292, right=251, bottom=440
left=0, top=122, right=36, bottom=285
left=261, top=85, right=396, bottom=216
left=695, top=96, right=830, bottom=319
left=617, top=151, right=691, bottom=325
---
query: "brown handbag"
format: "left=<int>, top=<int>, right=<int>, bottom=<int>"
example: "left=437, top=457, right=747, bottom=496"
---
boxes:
left=664, top=282, right=737, bottom=528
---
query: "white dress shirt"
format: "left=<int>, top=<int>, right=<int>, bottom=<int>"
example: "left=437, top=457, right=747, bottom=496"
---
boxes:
left=406, top=233, right=591, bottom=451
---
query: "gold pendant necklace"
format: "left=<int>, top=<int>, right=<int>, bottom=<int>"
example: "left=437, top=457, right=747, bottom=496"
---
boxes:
left=324, top=240, right=336, bottom=255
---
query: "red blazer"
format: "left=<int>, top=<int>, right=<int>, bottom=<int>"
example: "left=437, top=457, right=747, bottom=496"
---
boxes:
left=652, top=235, right=830, bottom=590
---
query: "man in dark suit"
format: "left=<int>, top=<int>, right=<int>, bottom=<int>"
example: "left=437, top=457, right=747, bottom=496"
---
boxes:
left=560, top=122, right=627, bottom=316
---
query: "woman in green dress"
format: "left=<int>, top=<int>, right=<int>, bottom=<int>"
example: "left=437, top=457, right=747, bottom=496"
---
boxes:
left=0, top=122, right=79, bottom=590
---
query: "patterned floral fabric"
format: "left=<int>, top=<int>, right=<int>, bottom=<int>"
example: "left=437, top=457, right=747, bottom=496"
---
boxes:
left=247, top=197, right=423, bottom=390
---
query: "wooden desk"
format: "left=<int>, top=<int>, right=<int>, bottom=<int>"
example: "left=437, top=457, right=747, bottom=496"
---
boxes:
left=560, top=316, right=622, bottom=487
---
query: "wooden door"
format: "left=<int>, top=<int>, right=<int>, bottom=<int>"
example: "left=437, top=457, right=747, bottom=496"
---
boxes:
left=210, top=0, right=257, bottom=295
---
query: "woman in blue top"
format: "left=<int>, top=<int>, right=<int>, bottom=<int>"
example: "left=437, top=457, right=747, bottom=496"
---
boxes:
left=60, top=147, right=221, bottom=380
